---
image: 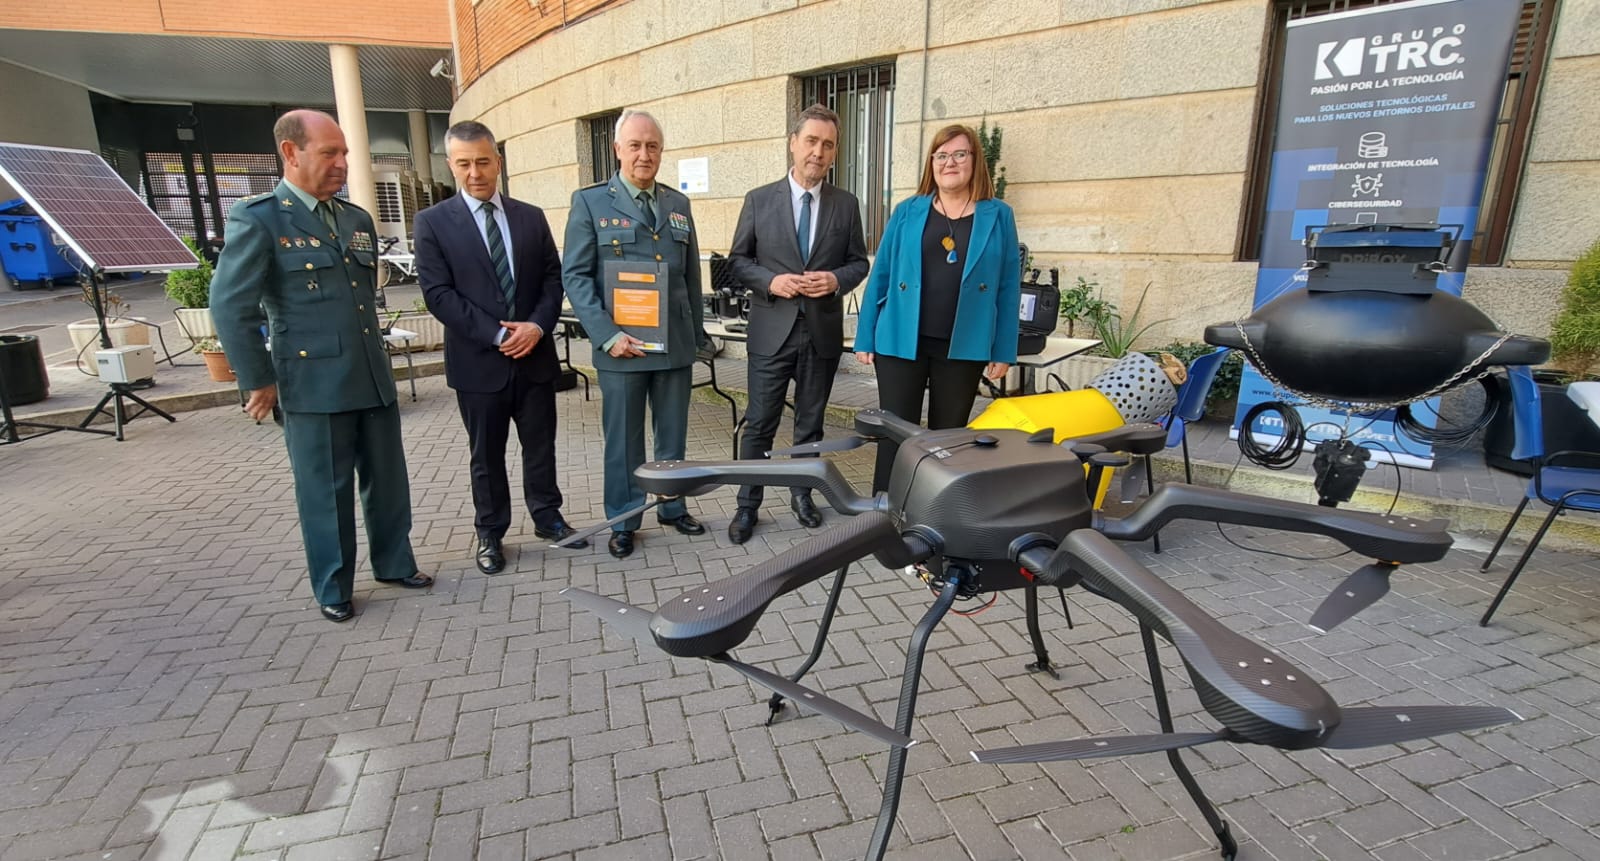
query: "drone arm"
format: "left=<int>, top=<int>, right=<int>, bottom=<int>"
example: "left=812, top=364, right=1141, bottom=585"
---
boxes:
left=635, top=459, right=879, bottom=516
left=853, top=409, right=927, bottom=444
left=1097, top=484, right=1450, bottom=564
left=1015, top=530, right=1340, bottom=749
left=650, top=511, right=933, bottom=658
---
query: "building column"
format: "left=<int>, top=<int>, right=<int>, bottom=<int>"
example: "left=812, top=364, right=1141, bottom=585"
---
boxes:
left=407, top=109, right=434, bottom=186
left=328, top=44, right=377, bottom=216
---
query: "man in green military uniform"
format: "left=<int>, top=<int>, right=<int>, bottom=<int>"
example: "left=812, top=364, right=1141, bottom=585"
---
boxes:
left=211, top=110, right=432, bottom=623
left=563, top=109, right=708, bottom=559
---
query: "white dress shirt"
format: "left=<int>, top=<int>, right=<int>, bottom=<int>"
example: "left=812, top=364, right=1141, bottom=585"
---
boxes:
left=788, top=172, right=822, bottom=260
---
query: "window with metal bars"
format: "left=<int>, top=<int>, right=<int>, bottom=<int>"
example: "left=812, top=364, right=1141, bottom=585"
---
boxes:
left=1237, top=0, right=1555, bottom=265
left=142, top=152, right=280, bottom=241
left=802, top=63, right=896, bottom=252
left=580, top=111, right=622, bottom=186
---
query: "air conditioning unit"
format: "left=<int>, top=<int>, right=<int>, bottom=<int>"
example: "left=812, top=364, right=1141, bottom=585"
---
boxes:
left=373, top=169, right=423, bottom=247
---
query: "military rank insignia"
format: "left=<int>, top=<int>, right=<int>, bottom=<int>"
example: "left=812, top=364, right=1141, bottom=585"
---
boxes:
left=350, top=231, right=373, bottom=252
left=669, top=212, right=690, bottom=232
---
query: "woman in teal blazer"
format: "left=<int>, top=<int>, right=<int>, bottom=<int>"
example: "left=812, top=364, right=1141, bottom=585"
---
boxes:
left=854, top=123, right=1021, bottom=490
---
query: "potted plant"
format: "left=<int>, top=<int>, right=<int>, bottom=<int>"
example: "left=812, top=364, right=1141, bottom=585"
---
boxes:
left=1058, top=276, right=1113, bottom=338
left=66, top=284, right=150, bottom=376
left=193, top=337, right=236, bottom=382
left=1092, top=284, right=1169, bottom=360
left=165, top=236, right=217, bottom=343
left=390, top=298, right=446, bottom=350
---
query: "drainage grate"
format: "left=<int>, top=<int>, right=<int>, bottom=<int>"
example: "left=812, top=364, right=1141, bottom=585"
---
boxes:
left=0, top=325, right=50, bottom=334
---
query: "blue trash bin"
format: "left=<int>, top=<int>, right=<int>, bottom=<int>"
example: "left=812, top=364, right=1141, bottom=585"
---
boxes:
left=0, top=198, right=79, bottom=290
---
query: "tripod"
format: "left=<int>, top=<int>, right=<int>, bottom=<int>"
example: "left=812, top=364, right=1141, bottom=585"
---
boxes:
left=74, top=270, right=177, bottom=441
left=0, top=347, right=113, bottom=445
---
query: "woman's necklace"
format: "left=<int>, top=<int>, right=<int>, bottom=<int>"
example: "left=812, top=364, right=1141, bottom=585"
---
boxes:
left=937, top=195, right=971, bottom=265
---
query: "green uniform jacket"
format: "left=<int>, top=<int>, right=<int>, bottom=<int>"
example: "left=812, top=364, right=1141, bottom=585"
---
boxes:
left=211, top=180, right=396, bottom=413
left=562, top=177, right=706, bottom=371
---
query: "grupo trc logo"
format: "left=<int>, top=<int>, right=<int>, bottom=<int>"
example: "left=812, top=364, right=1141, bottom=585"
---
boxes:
left=1315, top=23, right=1467, bottom=80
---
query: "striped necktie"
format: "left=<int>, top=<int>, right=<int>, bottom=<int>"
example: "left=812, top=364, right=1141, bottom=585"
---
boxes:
left=482, top=200, right=515, bottom=311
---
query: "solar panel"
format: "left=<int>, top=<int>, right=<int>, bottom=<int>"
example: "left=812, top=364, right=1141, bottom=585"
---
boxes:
left=0, top=142, right=198, bottom=274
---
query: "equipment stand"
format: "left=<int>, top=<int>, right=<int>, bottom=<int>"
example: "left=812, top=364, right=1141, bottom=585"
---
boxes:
left=79, top=382, right=176, bottom=441
left=768, top=564, right=852, bottom=723
left=0, top=344, right=114, bottom=445
left=865, top=573, right=963, bottom=861
left=1140, top=624, right=1237, bottom=860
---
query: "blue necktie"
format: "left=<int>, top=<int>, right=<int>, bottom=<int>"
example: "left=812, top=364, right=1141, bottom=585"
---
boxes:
left=797, top=190, right=813, bottom=262
left=482, top=200, right=514, bottom=311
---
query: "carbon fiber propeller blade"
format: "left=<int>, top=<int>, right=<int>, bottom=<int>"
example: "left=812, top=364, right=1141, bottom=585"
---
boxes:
left=767, top=436, right=870, bottom=458
left=710, top=655, right=914, bottom=749
left=559, top=588, right=657, bottom=644
left=552, top=499, right=663, bottom=548
left=1320, top=705, right=1519, bottom=749
left=971, top=730, right=1229, bottom=764
left=1309, top=562, right=1397, bottom=633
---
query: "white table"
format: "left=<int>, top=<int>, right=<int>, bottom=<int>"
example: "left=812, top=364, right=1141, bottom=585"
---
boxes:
left=1014, top=336, right=1103, bottom=395
left=382, top=327, right=418, bottom=400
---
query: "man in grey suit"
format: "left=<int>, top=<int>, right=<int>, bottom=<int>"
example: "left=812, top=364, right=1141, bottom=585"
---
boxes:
left=563, top=109, right=708, bottom=559
left=727, top=104, right=870, bottom=544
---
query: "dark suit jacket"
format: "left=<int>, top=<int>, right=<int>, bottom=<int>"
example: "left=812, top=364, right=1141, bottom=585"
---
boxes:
left=729, top=178, right=869, bottom=359
left=562, top=176, right=705, bottom=373
left=413, top=193, right=563, bottom=392
left=211, top=179, right=395, bottom=413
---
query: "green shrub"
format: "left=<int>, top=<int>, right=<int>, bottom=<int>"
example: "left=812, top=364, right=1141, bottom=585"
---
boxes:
left=1057, top=277, right=1114, bottom=338
left=1092, top=284, right=1169, bottom=359
left=164, top=236, right=214, bottom=308
left=1550, top=236, right=1600, bottom=378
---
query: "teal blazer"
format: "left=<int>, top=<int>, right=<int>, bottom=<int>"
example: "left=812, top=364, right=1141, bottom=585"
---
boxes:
left=854, top=195, right=1020, bottom=364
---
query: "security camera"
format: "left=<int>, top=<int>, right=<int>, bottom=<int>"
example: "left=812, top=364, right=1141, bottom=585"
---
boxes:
left=429, top=59, right=453, bottom=80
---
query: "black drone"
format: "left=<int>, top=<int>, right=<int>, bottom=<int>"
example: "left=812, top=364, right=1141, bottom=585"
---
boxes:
left=561, top=410, right=1517, bottom=860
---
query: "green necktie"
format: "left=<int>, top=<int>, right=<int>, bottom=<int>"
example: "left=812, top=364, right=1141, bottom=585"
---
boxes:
left=636, top=190, right=655, bottom=231
left=315, top=201, right=336, bottom=237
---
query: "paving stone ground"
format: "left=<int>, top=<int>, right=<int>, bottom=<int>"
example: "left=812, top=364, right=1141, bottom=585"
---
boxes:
left=2, top=374, right=1599, bottom=860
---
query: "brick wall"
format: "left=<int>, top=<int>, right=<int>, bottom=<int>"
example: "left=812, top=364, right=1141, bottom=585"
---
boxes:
left=454, top=0, right=622, bottom=84
left=0, top=0, right=448, bottom=47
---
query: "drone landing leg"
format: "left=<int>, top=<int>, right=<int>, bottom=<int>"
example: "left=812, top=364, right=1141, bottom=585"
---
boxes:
left=864, top=574, right=963, bottom=861
left=1140, top=624, right=1237, bottom=861
left=1023, top=585, right=1059, bottom=679
left=768, top=564, right=851, bottom=725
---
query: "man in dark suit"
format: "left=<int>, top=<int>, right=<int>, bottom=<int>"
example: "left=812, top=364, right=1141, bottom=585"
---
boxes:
left=726, top=104, right=870, bottom=543
left=412, top=121, right=586, bottom=576
left=563, top=109, right=708, bottom=559
left=211, top=109, right=432, bottom=623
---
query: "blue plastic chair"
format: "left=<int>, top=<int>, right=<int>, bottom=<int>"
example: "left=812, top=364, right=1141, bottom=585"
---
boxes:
left=1478, top=366, right=1600, bottom=626
left=1162, top=347, right=1231, bottom=485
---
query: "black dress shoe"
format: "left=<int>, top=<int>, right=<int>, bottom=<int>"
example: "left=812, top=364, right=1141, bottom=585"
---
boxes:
left=791, top=496, right=824, bottom=528
left=659, top=513, right=707, bottom=536
left=385, top=573, right=434, bottom=589
left=728, top=508, right=758, bottom=544
left=320, top=602, right=354, bottom=623
left=536, top=521, right=590, bottom=549
left=476, top=538, right=505, bottom=575
left=608, top=530, right=636, bottom=559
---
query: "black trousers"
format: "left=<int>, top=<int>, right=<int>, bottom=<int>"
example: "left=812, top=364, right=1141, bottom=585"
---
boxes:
left=737, top=319, right=841, bottom=509
left=456, top=366, right=563, bottom=541
left=871, top=336, right=985, bottom=492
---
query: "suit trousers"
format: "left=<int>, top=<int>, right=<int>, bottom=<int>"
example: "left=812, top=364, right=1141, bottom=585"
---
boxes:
left=870, top=336, right=986, bottom=492
left=597, top=365, right=692, bottom=531
left=282, top=403, right=419, bottom=605
left=455, top=367, right=563, bottom=541
left=737, top=320, right=840, bottom=509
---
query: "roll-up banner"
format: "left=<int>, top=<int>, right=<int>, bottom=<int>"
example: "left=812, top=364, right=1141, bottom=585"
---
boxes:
left=1233, top=0, right=1522, bottom=468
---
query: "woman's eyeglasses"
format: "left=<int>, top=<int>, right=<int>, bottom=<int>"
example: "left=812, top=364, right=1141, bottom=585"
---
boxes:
left=931, top=150, right=972, bottom=165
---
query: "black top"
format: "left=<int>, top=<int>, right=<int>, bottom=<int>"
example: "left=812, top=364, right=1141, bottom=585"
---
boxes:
left=920, top=208, right=974, bottom=340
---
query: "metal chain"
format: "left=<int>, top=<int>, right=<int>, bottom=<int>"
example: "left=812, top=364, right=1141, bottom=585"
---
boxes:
left=1232, top=319, right=1515, bottom=413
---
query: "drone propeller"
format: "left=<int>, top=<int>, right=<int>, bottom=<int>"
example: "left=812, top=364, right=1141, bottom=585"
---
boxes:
left=1319, top=705, right=1518, bottom=748
left=767, top=436, right=871, bottom=458
left=708, top=654, right=914, bottom=748
left=972, top=730, right=1231, bottom=764
left=973, top=704, right=1518, bottom=764
left=558, top=588, right=656, bottom=642
left=1308, top=562, right=1398, bottom=633
left=551, top=497, right=668, bottom=548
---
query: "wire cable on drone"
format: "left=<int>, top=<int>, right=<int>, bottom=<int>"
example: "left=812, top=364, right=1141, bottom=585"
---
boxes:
left=1238, top=400, right=1305, bottom=469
